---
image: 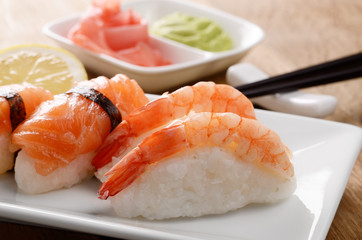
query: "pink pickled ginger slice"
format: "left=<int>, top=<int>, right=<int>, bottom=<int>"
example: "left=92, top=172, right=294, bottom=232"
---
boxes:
left=68, top=0, right=171, bottom=67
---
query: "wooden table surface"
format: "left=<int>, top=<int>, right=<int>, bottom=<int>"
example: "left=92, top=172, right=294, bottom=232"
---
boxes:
left=0, top=0, right=361, bottom=239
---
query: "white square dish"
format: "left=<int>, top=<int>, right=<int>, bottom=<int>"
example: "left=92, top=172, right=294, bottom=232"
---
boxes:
left=43, top=0, right=264, bottom=93
left=0, top=105, right=361, bottom=240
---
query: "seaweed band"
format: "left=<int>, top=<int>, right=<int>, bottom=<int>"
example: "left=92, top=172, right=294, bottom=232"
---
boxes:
left=66, top=86, right=122, bottom=131
left=0, top=90, right=26, bottom=131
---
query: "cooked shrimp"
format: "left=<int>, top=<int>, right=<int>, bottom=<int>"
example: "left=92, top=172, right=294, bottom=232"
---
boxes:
left=99, top=112, right=293, bottom=199
left=92, top=81, right=255, bottom=178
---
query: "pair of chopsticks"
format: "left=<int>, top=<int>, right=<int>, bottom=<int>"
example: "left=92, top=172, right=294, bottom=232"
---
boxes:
left=236, top=52, right=362, bottom=98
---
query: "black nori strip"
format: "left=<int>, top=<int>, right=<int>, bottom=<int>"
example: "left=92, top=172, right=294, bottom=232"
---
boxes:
left=0, top=90, right=26, bottom=131
left=66, top=86, right=122, bottom=131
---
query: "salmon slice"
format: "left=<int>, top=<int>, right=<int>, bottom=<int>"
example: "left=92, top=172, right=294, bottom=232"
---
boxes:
left=0, top=84, right=53, bottom=175
left=12, top=74, right=148, bottom=176
left=0, top=84, right=53, bottom=133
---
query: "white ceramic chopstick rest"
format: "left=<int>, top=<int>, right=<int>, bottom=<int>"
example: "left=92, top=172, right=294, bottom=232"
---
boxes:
left=226, top=63, right=337, bottom=118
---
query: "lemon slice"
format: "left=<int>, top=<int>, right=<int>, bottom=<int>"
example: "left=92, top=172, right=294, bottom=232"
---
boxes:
left=0, top=44, right=87, bottom=94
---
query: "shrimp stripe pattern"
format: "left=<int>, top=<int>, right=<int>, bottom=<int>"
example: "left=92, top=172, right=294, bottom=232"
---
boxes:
left=0, top=90, right=26, bottom=131
left=98, top=112, right=294, bottom=199
left=92, top=81, right=256, bottom=170
left=66, top=86, right=122, bottom=131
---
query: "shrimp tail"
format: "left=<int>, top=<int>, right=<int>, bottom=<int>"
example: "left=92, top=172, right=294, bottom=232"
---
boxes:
left=98, top=124, right=188, bottom=199
left=92, top=96, right=173, bottom=170
left=92, top=123, right=130, bottom=169
left=92, top=137, right=127, bottom=169
left=98, top=150, right=146, bottom=200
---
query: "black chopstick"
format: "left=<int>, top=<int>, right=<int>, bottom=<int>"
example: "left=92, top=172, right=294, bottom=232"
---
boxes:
left=236, top=52, right=362, bottom=98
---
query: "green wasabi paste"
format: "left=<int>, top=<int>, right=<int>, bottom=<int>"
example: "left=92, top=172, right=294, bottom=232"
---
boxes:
left=151, top=12, right=233, bottom=52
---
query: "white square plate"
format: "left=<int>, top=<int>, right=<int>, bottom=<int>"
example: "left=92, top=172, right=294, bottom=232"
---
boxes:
left=0, top=104, right=361, bottom=240
left=43, top=0, right=264, bottom=93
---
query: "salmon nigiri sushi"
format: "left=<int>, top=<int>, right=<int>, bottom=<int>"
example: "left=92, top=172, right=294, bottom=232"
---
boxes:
left=0, top=84, right=53, bottom=175
left=99, top=112, right=296, bottom=220
left=12, top=74, right=148, bottom=194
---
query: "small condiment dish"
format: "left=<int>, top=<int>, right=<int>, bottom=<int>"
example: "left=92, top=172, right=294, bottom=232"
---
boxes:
left=43, top=0, right=264, bottom=93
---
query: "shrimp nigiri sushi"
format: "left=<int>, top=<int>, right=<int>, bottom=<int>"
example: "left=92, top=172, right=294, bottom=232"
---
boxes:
left=12, top=74, right=148, bottom=194
left=93, top=81, right=256, bottom=181
left=0, top=84, right=53, bottom=175
left=99, top=112, right=296, bottom=220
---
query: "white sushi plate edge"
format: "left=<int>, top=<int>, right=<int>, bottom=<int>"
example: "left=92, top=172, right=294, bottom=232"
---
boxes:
left=0, top=106, right=361, bottom=240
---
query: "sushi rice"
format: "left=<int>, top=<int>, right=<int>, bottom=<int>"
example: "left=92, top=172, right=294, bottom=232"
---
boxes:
left=109, top=146, right=296, bottom=220
left=15, top=150, right=95, bottom=194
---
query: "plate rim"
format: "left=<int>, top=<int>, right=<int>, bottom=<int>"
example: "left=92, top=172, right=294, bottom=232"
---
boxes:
left=0, top=108, right=361, bottom=240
